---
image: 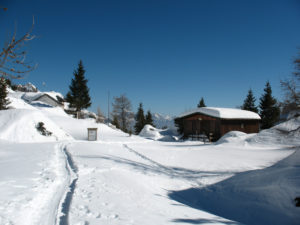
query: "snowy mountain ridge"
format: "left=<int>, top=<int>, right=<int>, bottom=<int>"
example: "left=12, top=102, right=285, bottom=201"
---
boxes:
left=152, top=112, right=175, bottom=130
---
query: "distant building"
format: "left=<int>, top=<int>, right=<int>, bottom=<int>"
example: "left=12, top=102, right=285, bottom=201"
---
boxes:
left=175, top=107, right=260, bottom=141
left=22, top=92, right=64, bottom=108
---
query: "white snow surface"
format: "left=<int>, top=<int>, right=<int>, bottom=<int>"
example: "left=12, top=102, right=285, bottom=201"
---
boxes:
left=0, top=89, right=299, bottom=225
left=139, top=124, right=163, bottom=140
left=0, top=109, right=72, bottom=142
left=179, top=107, right=261, bottom=119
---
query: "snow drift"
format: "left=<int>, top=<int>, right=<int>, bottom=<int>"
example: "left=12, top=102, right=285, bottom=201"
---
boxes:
left=0, top=109, right=72, bottom=142
left=139, top=125, right=177, bottom=141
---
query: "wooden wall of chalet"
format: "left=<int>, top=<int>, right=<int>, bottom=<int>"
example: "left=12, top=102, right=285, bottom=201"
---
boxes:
left=220, top=120, right=259, bottom=137
left=182, top=114, right=221, bottom=140
left=181, top=113, right=260, bottom=141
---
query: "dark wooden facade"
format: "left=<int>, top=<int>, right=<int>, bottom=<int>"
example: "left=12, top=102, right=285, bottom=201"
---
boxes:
left=179, top=113, right=260, bottom=141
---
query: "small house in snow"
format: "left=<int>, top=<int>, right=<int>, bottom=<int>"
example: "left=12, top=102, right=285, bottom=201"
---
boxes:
left=175, top=107, right=261, bottom=141
left=22, top=92, right=64, bottom=108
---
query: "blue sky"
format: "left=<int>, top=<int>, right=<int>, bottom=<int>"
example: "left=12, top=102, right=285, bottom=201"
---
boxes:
left=1, top=0, right=300, bottom=116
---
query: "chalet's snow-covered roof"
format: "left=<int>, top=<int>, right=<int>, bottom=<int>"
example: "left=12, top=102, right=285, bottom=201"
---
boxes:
left=22, top=91, right=64, bottom=103
left=178, top=107, right=261, bottom=120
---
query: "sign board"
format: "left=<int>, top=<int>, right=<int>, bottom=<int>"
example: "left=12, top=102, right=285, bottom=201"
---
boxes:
left=88, top=128, right=97, bottom=141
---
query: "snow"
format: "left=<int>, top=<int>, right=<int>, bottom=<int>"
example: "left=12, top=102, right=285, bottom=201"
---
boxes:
left=139, top=124, right=163, bottom=140
left=0, top=109, right=72, bottom=142
left=22, top=91, right=63, bottom=103
left=179, top=107, right=261, bottom=119
left=0, top=87, right=299, bottom=224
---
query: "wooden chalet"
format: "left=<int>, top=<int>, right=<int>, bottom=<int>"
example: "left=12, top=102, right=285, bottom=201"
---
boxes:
left=175, top=107, right=261, bottom=141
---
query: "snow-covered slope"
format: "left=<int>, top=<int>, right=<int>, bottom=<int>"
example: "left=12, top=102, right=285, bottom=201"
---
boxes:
left=0, top=109, right=72, bottom=142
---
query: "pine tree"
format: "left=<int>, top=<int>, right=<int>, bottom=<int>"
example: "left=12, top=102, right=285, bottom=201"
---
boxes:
left=242, top=89, right=258, bottom=113
left=111, top=114, right=120, bottom=129
left=197, top=97, right=206, bottom=108
left=0, top=77, right=10, bottom=110
left=145, top=110, right=154, bottom=127
left=134, top=103, right=145, bottom=134
left=259, top=81, right=280, bottom=129
left=66, top=60, right=91, bottom=114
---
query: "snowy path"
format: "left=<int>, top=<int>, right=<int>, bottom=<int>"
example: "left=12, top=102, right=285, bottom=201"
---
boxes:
left=57, top=144, right=79, bottom=225
left=0, top=142, right=73, bottom=225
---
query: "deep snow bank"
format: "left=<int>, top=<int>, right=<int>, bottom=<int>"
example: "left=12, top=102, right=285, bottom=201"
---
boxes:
left=139, top=125, right=163, bottom=140
left=247, top=116, right=300, bottom=146
left=216, top=116, right=300, bottom=147
left=0, top=109, right=72, bottom=142
left=139, top=125, right=177, bottom=141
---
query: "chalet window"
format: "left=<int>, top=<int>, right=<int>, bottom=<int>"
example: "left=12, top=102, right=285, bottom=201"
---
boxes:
left=241, top=123, right=244, bottom=128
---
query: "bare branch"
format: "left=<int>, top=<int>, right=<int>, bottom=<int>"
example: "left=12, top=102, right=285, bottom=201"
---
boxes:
left=0, top=17, right=36, bottom=79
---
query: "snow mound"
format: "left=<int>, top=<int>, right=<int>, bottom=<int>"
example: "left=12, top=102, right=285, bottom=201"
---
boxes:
left=139, top=125, right=163, bottom=140
left=247, top=116, right=300, bottom=146
left=0, top=109, right=73, bottom=142
left=216, top=131, right=248, bottom=144
left=139, top=125, right=177, bottom=141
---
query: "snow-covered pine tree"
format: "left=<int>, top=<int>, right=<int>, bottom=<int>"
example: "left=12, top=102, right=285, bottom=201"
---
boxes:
left=66, top=60, right=91, bottom=116
left=259, top=81, right=280, bottom=129
left=0, top=77, right=10, bottom=110
left=197, top=97, right=206, bottom=108
left=145, top=110, right=154, bottom=127
left=242, top=89, right=258, bottom=113
left=134, top=103, right=145, bottom=134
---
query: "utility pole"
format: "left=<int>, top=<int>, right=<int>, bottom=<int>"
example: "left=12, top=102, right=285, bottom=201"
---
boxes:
left=107, top=91, right=110, bottom=125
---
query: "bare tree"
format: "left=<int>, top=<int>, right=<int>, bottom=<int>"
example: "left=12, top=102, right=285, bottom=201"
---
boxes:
left=0, top=18, right=37, bottom=79
left=281, top=51, right=300, bottom=113
left=111, top=94, right=134, bottom=132
left=96, top=106, right=105, bottom=123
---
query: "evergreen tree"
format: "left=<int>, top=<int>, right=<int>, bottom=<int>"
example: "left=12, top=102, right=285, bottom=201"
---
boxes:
left=0, top=77, right=10, bottom=110
left=259, top=81, right=280, bottom=129
left=111, top=114, right=120, bottom=129
left=242, top=89, right=258, bottom=113
left=145, top=110, right=154, bottom=127
left=197, top=97, right=206, bottom=108
left=134, top=103, right=145, bottom=134
left=174, top=117, right=184, bottom=136
left=66, top=60, right=91, bottom=114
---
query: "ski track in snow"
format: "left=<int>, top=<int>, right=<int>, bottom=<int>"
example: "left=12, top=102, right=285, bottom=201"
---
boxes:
left=123, top=144, right=231, bottom=187
left=57, top=143, right=79, bottom=225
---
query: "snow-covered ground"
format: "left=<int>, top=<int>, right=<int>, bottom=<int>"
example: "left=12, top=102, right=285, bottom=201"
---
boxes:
left=0, top=89, right=299, bottom=224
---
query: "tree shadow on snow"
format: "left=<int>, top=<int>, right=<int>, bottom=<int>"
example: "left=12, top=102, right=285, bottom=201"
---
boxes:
left=77, top=154, right=233, bottom=183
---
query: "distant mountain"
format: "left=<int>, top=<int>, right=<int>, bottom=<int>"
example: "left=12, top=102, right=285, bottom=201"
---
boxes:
left=152, top=113, right=175, bottom=130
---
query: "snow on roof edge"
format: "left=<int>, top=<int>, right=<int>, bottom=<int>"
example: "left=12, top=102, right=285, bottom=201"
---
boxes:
left=177, top=107, right=261, bottom=120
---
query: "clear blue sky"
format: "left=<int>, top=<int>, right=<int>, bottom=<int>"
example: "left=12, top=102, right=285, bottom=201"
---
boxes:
left=1, top=0, right=300, bottom=116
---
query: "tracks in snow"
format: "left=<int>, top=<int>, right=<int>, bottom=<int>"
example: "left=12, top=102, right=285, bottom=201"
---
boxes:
left=55, top=143, right=78, bottom=225
left=123, top=144, right=225, bottom=186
